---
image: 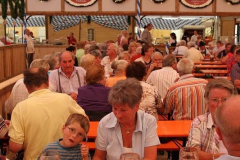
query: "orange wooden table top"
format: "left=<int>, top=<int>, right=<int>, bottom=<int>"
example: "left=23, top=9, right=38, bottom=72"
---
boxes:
left=88, top=120, right=192, bottom=138
left=194, top=61, right=223, bottom=65
left=200, top=70, right=228, bottom=74
left=195, top=65, right=227, bottom=69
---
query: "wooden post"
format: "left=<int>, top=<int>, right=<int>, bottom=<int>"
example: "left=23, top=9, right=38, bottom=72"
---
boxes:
left=79, top=19, right=81, bottom=41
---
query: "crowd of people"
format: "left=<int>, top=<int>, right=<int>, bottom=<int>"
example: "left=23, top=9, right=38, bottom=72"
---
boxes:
left=1, top=26, right=240, bottom=160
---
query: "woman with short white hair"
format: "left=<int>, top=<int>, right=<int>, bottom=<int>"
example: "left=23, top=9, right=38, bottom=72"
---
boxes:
left=172, top=40, right=188, bottom=56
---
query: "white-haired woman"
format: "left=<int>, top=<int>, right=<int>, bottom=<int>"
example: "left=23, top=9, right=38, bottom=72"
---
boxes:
left=172, top=40, right=188, bottom=56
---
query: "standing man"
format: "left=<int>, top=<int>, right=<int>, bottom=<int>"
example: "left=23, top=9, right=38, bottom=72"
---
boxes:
left=191, top=30, right=198, bottom=44
left=141, top=23, right=153, bottom=45
left=215, top=96, right=240, bottom=160
left=49, top=51, right=86, bottom=101
left=162, top=58, right=208, bottom=120
left=67, top=32, right=77, bottom=45
left=120, top=30, right=128, bottom=44
left=101, top=43, right=119, bottom=78
left=8, top=67, right=86, bottom=160
left=24, top=29, right=34, bottom=68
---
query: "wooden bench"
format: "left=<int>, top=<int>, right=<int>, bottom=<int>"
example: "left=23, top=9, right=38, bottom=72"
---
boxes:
left=85, top=141, right=180, bottom=151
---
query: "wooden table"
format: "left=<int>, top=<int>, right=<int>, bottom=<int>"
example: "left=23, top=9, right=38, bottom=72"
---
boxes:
left=200, top=70, right=228, bottom=75
left=194, top=61, right=223, bottom=65
left=195, top=65, right=227, bottom=69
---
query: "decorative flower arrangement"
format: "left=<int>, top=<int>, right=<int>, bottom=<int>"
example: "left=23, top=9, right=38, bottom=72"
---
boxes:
left=180, top=0, right=213, bottom=9
left=65, top=0, right=98, bottom=7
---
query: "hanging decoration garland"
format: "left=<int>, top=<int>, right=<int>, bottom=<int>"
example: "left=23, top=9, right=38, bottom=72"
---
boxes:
left=225, top=0, right=240, bottom=5
left=180, top=0, right=213, bottom=9
left=65, top=0, right=98, bottom=7
left=112, top=0, right=126, bottom=3
left=152, top=0, right=166, bottom=4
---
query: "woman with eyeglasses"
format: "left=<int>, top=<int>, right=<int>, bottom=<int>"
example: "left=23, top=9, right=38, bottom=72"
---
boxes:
left=186, top=78, right=238, bottom=160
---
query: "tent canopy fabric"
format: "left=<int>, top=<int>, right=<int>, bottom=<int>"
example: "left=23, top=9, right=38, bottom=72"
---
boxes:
left=6, top=16, right=45, bottom=27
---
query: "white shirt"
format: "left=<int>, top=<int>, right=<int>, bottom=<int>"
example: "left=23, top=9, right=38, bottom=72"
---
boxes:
left=101, top=56, right=118, bottom=78
left=172, top=46, right=188, bottom=55
left=146, top=67, right=179, bottom=99
left=183, top=47, right=204, bottom=62
left=24, top=35, right=34, bottom=54
left=191, top=35, right=198, bottom=43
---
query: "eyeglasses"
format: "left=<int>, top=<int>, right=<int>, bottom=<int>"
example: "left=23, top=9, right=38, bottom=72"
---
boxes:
left=66, top=127, right=86, bottom=138
left=209, top=98, right=228, bottom=104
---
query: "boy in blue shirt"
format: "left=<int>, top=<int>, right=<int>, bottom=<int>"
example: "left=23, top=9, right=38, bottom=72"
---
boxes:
left=40, top=113, right=90, bottom=160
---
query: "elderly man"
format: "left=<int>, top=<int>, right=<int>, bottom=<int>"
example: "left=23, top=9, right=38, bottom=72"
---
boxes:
left=162, top=58, right=208, bottom=120
left=8, top=67, right=86, bottom=160
left=141, top=23, right=153, bottom=45
left=101, top=43, right=119, bottom=78
left=24, top=29, right=35, bottom=68
left=146, top=54, right=179, bottom=99
left=215, top=96, right=240, bottom=160
left=49, top=51, right=86, bottom=101
left=190, top=30, right=198, bottom=44
left=183, top=41, right=204, bottom=62
left=5, top=59, right=52, bottom=114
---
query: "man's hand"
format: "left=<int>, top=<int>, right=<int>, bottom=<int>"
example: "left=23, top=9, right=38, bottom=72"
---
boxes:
left=69, top=92, right=78, bottom=101
left=81, top=144, right=89, bottom=160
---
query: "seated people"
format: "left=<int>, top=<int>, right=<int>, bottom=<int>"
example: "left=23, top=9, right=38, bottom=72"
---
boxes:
left=5, top=59, right=51, bottom=114
left=39, top=113, right=91, bottom=160
left=216, top=43, right=231, bottom=60
left=93, top=78, right=160, bottom=160
left=183, top=42, right=204, bottom=62
left=147, top=51, right=163, bottom=77
left=198, top=41, right=210, bottom=58
left=215, top=96, right=240, bottom=160
left=186, top=78, right=237, bottom=160
left=0, top=115, right=8, bottom=138
left=8, top=68, right=86, bottom=160
left=172, top=40, right=188, bottom=56
left=126, top=62, right=162, bottom=120
left=77, top=65, right=111, bottom=121
left=163, top=58, right=208, bottom=120
left=135, top=44, right=153, bottom=71
left=230, top=48, right=240, bottom=92
left=105, top=60, right=128, bottom=87
left=49, top=51, right=86, bottom=101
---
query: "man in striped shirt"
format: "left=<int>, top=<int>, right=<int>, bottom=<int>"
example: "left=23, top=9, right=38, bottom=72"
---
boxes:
left=146, top=54, right=179, bottom=99
left=162, top=58, right=208, bottom=120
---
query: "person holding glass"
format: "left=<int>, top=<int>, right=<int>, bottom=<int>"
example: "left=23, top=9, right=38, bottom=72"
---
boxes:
left=186, top=78, right=238, bottom=160
left=93, top=78, right=160, bottom=160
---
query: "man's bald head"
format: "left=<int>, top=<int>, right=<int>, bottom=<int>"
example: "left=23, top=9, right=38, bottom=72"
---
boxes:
left=215, top=95, right=240, bottom=145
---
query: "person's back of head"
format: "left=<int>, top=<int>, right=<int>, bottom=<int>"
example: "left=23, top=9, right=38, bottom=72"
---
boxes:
left=77, top=41, right=86, bottom=49
left=86, top=65, right=105, bottom=85
left=80, top=54, right=95, bottom=70
left=23, top=67, right=49, bottom=92
left=179, top=40, right=186, bottom=46
left=162, top=54, right=176, bottom=67
left=43, top=54, right=59, bottom=70
left=66, top=46, right=76, bottom=53
left=177, top=58, right=194, bottom=75
left=111, top=60, right=128, bottom=74
left=125, top=61, right=146, bottom=81
left=215, top=95, right=240, bottom=152
left=30, top=59, right=50, bottom=71
left=187, top=41, right=195, bottom=48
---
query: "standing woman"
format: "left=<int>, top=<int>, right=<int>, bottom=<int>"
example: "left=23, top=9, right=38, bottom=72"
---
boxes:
left=135, top=44, right=153, bottom=71
left=93, top=78, right=160, bottom=160
left=168, top=32, right=177, bottom=47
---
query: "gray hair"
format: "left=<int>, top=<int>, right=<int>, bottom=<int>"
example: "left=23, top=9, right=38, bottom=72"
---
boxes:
left=179, top=40, right=186, bottom=46
left=119, top=51, right=130, bottom=60
left=80, top=54, right=95, bottom=70
left=30, top=59, right=50, bottom=71
left=111, top=60, right=128, bottom=74
left=215, top=96, right=240, bottom=144
left=84, top=44, right=91, bottom=54
left=187, top=41, right=195, bottom=48
left=43, top=53, right=59, bottom=70
left=109, top=43, right=120, bottom=55
left=162, top=54, right=176, bottom=67
left=151, top=52, right=163, bottom=59
left=108, top=78, right=143, bottom=109
left=177, top=58, right=194, bottom=75
left=90, top=49, right=102, bottom=58
left=59, top=51, right=75, bottom=62
left=204, top=78, right=237, bottom=100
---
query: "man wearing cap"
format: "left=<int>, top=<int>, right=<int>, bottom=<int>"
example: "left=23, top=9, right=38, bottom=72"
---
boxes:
left=198, top=41, right=210, bottom=58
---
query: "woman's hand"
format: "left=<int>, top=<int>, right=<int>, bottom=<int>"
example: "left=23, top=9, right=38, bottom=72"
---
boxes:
left=81, top=144, right=89, bottom=160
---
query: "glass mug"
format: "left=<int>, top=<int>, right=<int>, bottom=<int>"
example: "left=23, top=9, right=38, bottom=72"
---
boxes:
left=40, top=150, right=60, bottom=160
left=179, top=147, right=199, bottom=160
left=119, top=153, right=140, bottom=160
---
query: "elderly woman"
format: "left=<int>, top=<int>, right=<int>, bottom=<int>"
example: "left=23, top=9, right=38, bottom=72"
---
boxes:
left=43, top=52, right=60, bottom=71
left=126, top=62, right=162, bottom=120
left=90, top=49, right=102, bottom=65
left=186, top=78, right=238, bottom=160
left=77, top=65, right=111, bottom=121
left=172, top=40, right=188, bottom=56
left=93, top=78, right=160, bottom=160
left=105, top=60, right=128, bottom=87
left=80, top=54, right=96, bottom=70
left=135, top=44, right=153, bottom=71
left=128, top=42, right=137, bottom=58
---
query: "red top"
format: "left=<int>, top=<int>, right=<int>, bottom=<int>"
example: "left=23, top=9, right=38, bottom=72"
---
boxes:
left=67, top=37, right=77, bottom=45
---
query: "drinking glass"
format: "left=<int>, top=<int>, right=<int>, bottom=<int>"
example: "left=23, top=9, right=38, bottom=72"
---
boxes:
left=179, top=147, right=199, bottom=160
left=40, top=150, right=60, bottom=160
left=119, top=153, right=140, bottom=160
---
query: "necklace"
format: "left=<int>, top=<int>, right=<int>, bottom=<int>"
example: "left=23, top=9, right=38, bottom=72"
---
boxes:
left=120, top=124, right=134, bottom=134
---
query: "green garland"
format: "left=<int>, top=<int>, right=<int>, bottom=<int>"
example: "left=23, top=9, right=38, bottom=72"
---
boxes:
left=19, top=0, right=25, bottom=21
left=1, top=0, right=8, bottom=20
left=9, top=0, right=20, bottom=19
left=225, top=0, right=240, bottom=5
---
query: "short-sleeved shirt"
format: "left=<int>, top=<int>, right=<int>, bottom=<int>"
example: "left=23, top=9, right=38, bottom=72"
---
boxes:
left=39, top=139, right=91, bottom=160
left=49, top=67, right=86, bottom=94
left=95, top=110, right=160, bottom=160
left=0, top=115, right=8, bottom=138
left=101, top=56, right=118, bottom=78
left=230, top=63, right=240, bottom=83
left=67, top=37, right=77, bottom=45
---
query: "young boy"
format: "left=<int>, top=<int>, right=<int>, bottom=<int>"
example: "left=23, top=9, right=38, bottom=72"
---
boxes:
left=40, top=113, right=90, bottom=160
